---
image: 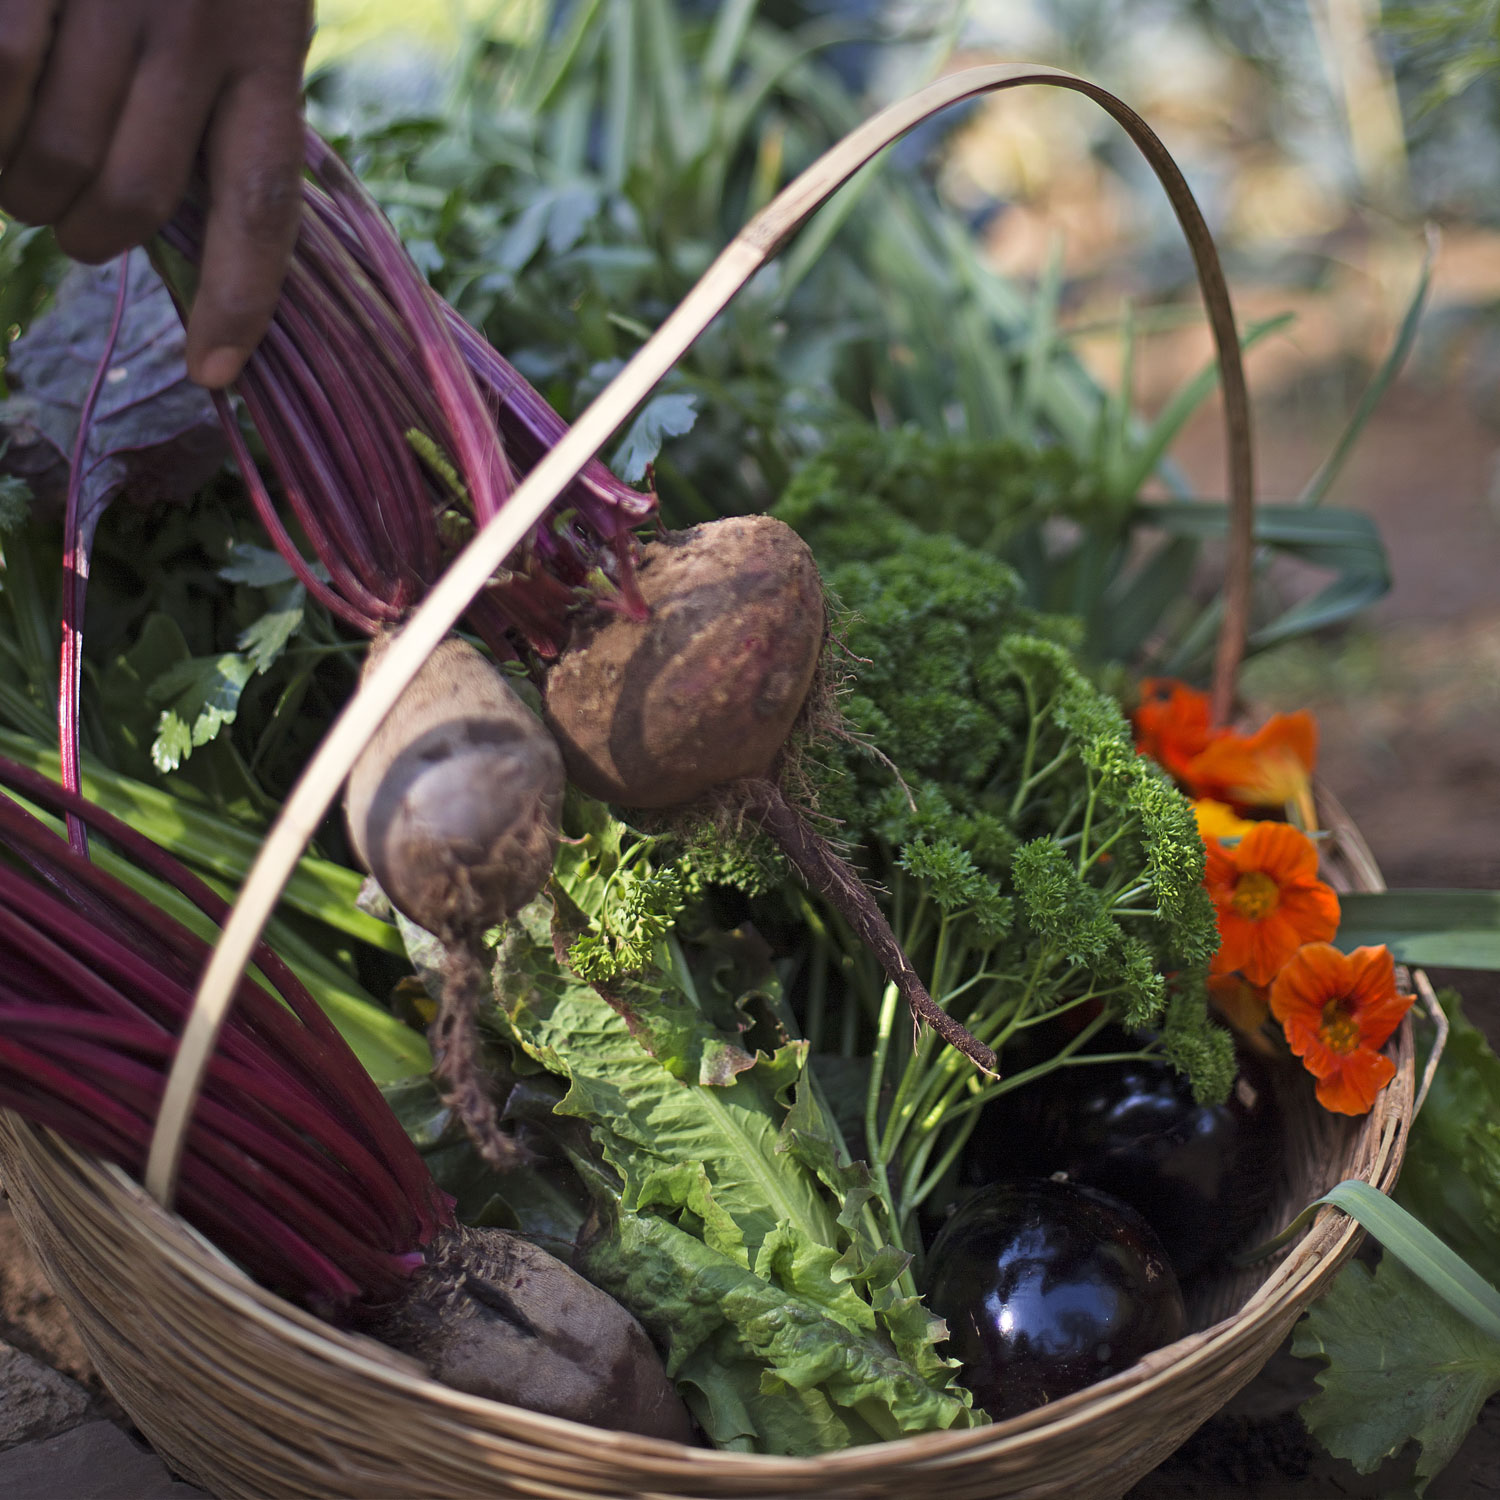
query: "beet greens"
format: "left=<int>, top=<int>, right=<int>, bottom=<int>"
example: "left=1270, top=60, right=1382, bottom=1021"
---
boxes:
left=155, top=127, right=652, bottom=661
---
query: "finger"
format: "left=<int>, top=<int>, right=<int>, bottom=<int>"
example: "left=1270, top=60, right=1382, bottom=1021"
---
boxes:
left=186, top=67, right=305, bottom=388
left=0, top=1, right=60, bottom=162
left=0, top=1, right=140, bottom=227
left=52, top=19, right=220, bottom=264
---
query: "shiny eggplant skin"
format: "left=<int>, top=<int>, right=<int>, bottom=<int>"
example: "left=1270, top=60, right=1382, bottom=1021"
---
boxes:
left=960, top=1047, right=1282, bottom=1280
left=924, top=1179, right=1185, bottom=1420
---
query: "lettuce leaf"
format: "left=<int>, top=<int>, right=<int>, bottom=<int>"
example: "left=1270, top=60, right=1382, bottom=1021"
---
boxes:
left=487, top=814, right=979, bottom=1453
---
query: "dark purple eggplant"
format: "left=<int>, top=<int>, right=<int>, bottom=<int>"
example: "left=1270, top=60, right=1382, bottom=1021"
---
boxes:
left=959, top=1043, right=1282, bottom=1280
left=924, top=1179, right=1185, bottom=1420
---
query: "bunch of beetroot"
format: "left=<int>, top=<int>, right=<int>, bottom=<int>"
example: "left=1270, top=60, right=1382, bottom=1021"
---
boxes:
left=152, top=127, right=998, bottom=1170
left=0, top=755, right=691, bottom=1441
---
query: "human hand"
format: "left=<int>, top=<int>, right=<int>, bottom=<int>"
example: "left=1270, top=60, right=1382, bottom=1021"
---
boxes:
left=0, top=1, right=313, bottom=387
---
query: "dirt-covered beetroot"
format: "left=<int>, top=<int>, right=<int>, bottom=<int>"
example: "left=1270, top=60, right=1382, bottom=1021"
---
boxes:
left=543, top=515, right=824, bottom=807
left=347, top=634, right=565, bottom=941
left=369, top=1225, right=694, bottom=1443
left=542, top=515, right=995, bottom=1074
left=346, top=634, right=565, bottom=1168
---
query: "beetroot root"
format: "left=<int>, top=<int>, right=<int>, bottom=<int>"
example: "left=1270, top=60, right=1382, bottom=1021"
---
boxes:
left=543, top=515, right=824, bottom=807
left=346, top=634, right=565, bottom=942
left=346, top=634, right=566, bottom=1167
left=370, top=1224, right=695, bottom=1443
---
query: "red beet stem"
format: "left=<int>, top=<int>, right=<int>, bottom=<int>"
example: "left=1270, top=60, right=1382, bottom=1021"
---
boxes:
left=156, top=126, right=653, bottom=654
left=58, top=255, right=131, bottom=857
left=0, top=763, right=456, bottom=1308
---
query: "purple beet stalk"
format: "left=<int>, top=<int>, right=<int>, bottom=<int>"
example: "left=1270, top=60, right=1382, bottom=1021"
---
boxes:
left=0, top=754, right=452, bottom=1315
left=157, top=127, right=651, bottom=659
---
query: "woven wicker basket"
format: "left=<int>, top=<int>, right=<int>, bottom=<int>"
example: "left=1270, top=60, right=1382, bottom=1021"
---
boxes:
left=0, top=61, right=1431, bottom=1500
left=0, top=844, right=1417, bottom=1500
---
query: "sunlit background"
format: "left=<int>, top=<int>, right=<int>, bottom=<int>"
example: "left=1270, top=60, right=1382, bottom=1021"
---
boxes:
left=317, top=0, right=1500, bottom=891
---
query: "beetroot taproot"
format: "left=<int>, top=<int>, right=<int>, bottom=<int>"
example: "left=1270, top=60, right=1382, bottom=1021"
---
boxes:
left=346, top=633, right=566, bottom=1167
left=347, top=634, right=565, bottom=942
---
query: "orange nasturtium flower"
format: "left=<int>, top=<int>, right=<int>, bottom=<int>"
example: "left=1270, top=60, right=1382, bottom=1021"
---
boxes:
left=1186, top=710, right=1318, bottom=812
left=1206, top=972, right=1272, bottom=1039
left=1270, top=944, right=1415, bottom=1115
left=1204, top=822, right=1340, bottom=986
left=1133, top=678, right=1224, bottom=784
left=1194, top=798, right=1255, bottom=844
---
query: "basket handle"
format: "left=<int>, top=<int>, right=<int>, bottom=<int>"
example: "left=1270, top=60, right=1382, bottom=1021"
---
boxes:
left=146, top=61, right=1254, bottom=1208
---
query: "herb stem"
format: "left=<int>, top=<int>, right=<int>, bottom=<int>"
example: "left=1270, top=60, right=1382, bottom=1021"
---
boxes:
left=1077, top=770, right=1098, bottom=872
left=864, top=980, right=905, bottom=1245
left=1083, top=815, right=1138, bottom=872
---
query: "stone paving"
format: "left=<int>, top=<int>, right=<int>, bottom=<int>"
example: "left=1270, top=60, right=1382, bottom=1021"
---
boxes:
left=0, top=1204, right=206, bottom=1499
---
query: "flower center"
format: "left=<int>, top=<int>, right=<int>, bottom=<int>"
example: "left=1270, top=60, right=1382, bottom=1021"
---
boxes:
left=1319, top=999, right=1360, bottom=1055
left=1231, top=869, right=1280, bottom=921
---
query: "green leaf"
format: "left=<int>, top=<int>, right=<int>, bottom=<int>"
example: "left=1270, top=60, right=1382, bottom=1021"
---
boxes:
left=1110, top=313, right=1294, bottom=501
left=1099, top=535, right=1199, bottom=663
left=478, top=819, right=977, bottom=1452
left=1148, top=502, right=1391, bottom=662
left=0, top=473, right=32, bottom=532
left=1297, top=244, right=1432, bottom=509
left=1336, top=890, right=1500, bottom=970
left=1287, top=1173, right=1500, bottom=1493
left=3, top=787, right=427, bottom=1086
left=610, top=391, right=698, bottom=483
left=1396, top=990, right=1500, bottom=1288
left=1255, top=1180, right=1500, bottom=1342
left=1296, top=1255, right=1500, bottom=1494
left=0, top=724, right=403, bottom=955
left=580, top=1209, right=980, bottom=1455
left=1143, top=500, right=1389, bottom=562
left=148, top=651, right=256, bottom=771
left=236, top=580, right=306, bottom=674
left=219, top=542, right=301, bottom=588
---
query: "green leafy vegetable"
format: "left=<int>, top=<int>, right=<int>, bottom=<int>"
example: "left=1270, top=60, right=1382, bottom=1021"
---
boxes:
left=483, top=807, right=979, bottom=1454
left=772, top=492, right=1227, bottom=1242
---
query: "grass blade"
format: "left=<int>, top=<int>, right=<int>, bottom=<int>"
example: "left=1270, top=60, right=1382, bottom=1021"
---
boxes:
left=1017, top=242, right=1065, bottom=439
left=1241, top=1180, right=1500, bottom=1347
left=1113, top=313, right=1294, bottom=501
left=0, top=727, right=403, bottom=955
left=1298, top=234, right=1434, bottom=508
left=704, top=0, right=761, bottom=88
left=604, top=0, right=637, bottom=192
left=642, top=0, right=699, bottom=169
left=527, top=0, right=608, bottom=114
left=1337, top=890, right=1500, bottom=971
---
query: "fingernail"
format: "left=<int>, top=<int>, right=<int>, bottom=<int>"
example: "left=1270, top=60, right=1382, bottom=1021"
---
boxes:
left=194, top=345, right=249, bottom=389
